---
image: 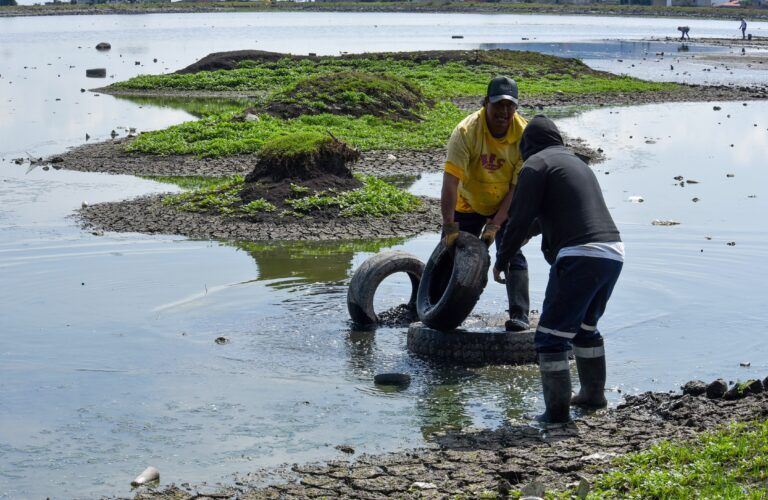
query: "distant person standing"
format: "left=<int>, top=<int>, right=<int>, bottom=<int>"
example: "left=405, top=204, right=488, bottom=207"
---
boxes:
left=740, top=18, right=747, bottom=40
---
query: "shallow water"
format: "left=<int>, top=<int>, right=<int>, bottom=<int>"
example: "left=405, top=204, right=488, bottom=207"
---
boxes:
left=2, top=12, right=768, bottom=499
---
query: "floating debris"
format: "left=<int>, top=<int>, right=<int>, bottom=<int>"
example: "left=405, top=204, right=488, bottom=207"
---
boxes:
left=692, top=197, right=700, bottom=202
left=85, top=68, right=106, bottom=78
left=373, top=372, right=411, bottom=387
left=95, top=42, right=111, bottom=51
left=131, top=466, right=159, bottom=487
left=726, top=173, right=735, bottom=178
left=727, top=241, right=736, bottom=246
left=686, top=179, right=699, bottom=184
left=652, top=219, right=680, bottom=226
left=214, top=336, right=230, bottom=345
left=740, top=361, right=751, bottom=367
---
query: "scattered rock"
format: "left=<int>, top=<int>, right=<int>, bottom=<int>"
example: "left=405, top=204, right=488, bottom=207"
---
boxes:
left=95, top=42, right=111, bottom=51
left=50, top=156, right=64, bottom=163
left=386, top=154, right=397, bottom=161
left=521, top=480, right=545, bottom=498
left=713, top=105, right=721, bottom=110
left=214, top=336, right=230, bottom=345
left=373, top=372, right=411, bottom=387
left=575, top=478, right=591, bottom=499
left=131, top=466, right=159, bottom=487
left=692, top=197, right=700, bottom=202
left=81, top=201, right=89, bottom=208
left=706, top=379, right=727, bottom=399
left=652, top=219, right=680, bottom=226
left=727, top=241, right=736, bottom=246
left=335, top=445, right=355, bottom=454
left=85, top=68, right=107, bottom=78
left=682, top=380, right=707, bottom=396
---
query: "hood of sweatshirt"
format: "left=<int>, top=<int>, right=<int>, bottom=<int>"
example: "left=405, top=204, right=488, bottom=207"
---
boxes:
left=519, top=115, right=564, bottom=162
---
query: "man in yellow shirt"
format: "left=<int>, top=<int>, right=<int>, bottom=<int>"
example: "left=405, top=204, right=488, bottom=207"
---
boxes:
left=441, top=76, right=530, bottom=331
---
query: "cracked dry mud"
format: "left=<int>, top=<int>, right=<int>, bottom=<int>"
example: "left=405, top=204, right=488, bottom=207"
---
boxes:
left=134, top=387, right=768, bottom=499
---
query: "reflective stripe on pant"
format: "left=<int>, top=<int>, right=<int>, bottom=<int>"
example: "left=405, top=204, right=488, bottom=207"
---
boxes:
left=535, top=256, right=622, bottom=353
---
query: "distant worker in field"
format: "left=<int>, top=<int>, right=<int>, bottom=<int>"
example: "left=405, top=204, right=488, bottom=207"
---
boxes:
left=494, top=116, right=623, bottom=427
left=440, top=75, right=531, bottom=332
left=677, top=26, right=690, bottom=41
left=740, top=18, right=747, bottom=40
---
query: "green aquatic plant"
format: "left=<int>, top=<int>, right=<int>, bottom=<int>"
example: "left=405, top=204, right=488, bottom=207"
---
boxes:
left=549, top=420, right=768, bottom=499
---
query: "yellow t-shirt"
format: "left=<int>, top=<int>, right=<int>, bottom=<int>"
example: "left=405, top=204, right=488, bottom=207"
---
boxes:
left=444, top=109, right=527, bottom=216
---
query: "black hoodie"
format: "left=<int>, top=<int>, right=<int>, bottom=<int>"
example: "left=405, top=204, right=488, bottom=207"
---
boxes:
left=496, top=116, right=620, bottom=268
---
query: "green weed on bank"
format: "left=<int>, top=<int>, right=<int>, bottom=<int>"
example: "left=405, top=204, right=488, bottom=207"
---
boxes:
left=161, top=174, right=420, bottom=218
left=550, top=420, right=768, bottom=499
left=127, top=101, right=467, bottom=156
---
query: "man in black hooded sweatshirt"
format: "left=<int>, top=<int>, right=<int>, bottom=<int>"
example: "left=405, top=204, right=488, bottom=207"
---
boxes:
left=494, top=116, right=624, bottom=426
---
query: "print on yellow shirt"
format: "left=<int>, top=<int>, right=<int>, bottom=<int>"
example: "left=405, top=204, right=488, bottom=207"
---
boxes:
left=444, top=108, right=527, bottom=216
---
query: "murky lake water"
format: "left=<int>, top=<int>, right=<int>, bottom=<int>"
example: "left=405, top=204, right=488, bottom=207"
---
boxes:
left=1, top=12, right=768, bottom=498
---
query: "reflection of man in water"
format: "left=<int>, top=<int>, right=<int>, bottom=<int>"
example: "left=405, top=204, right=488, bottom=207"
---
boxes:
left=494, top=116, right=623, bottom=427
left=740, top=18, right=747, bottom=40
left=677, top=26, right=690, bottom=41
left=440, top=76, right=531, bottom=331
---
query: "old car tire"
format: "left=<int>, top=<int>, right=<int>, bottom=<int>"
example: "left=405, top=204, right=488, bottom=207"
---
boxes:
left=347, top=251, right=424, bottom=327
left=407, top=322, right=537, bottom=366
left=416, top=232, right=490, bottom=331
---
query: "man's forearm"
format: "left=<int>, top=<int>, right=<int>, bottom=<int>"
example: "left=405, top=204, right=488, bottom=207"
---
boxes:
left=440, top=173, right=459, bottom=225
left=491, top=184, right=515, bottom=226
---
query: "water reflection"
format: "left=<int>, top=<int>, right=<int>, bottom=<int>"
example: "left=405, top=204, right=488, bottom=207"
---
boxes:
left=114, top=94, right=254, bottom=118
left=228, top=238, right=405, bottom=289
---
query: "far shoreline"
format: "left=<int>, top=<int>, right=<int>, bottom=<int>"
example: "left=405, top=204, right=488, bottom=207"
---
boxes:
left=2, top=1, right=768, bottom=21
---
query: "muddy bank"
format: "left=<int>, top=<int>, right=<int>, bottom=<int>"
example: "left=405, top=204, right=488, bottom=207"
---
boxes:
left=649, top=35, right=768, bottom=49
left=134, top=383, right=768, bottom=499
left=77, top=194, right=440, bottom=242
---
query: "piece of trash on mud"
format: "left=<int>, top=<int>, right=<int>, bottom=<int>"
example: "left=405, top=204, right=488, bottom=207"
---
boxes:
left=627, top=195, right=644, bottom=203
left=95, top=42, right=111, bottom=51
left=386, top=154, right=397, bottom=161
left=692, top=197, right=700, bottom=202
left=451, top=35, right=463, bottom=39
left=713, top=106, right=721, bottom=111
left=131, top=466, right=160, bottom=487
left=575, top=478, right=591, bottom=499
left=645, top=139, right=656, bottom=144
left=581, top=452, right=616, bottom=462
left=652, top=219, right=680, bottom=226
left=521, top=480, right=545, bottom=498
left=214, top=336, right=230, bottom=345
left=740, top=361, right=751, bottom=367
left=335, top=444, right=355, bottom=454
left=673, top=175, right=683, bottom=181
left=412, top=481, right=437, bottom=490
left=726, top=173, right=735, bottom=177
left=373, top=372, right=411, bottom=387
left=686, top=179, right=699, bottom=184
left=81, top=201, right=89, bottom=208
left=727, top=241, right=736, bottom=246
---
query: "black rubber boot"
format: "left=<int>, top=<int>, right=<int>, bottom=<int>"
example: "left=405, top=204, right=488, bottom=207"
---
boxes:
left=504, top=268, right=530, bottom=332
left=571, top=341, right=608, bottom=408
left=531, top=351, right=572, bottom=427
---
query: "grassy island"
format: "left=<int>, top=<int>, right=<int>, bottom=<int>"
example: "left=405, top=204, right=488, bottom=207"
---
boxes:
left=111, top=50, right=677, bottom=158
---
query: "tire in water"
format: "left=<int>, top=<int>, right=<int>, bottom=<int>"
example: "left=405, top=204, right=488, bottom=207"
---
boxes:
left=416, top=232, right=489, bottom=331
left=347, top=251, right=424, bottom=327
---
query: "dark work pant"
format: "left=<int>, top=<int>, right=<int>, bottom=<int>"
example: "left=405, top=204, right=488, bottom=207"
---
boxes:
left=452, top=211, right=528, bottom=319
left=535, top=256, right=622, bottom=353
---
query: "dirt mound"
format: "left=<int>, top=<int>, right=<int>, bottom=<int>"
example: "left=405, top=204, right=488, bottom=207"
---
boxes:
left=175, top=50, right=317, bottom=74
left=264, top=71, right=428, bottom=121
left=241, top=132, right=361, bottom=208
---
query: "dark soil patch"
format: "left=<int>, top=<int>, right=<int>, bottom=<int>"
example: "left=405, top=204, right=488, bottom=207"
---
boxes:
left=239, top=133, right=362, bottom=214
left=265, top=71, right=429, bottom=121
left=135, top=383, right=768, bottom=499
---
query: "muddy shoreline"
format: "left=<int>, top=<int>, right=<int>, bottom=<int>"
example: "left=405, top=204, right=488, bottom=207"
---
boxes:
left=133, top=381, right=768, bottom=499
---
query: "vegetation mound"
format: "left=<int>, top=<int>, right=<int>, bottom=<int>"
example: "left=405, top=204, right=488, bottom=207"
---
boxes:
left=264, top=71, right=428, bottom=121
